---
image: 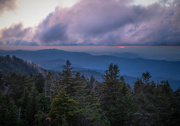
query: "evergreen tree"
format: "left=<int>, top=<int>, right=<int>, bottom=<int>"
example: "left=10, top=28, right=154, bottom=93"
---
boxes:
left=110, top=77, right=134, bottom=126
left=172, top=88, right=180, bottom=125
left=101, top=64, right=121, bottom=125
left=45, top=72, right=56, bottom=98
left=142, top=72, right=151, bottom=85
left=101, top=64, right=120, bottom=111
left=48, top=92, right=81, bottom=126
left=25, top=85, right=38, bottom=126
left=58, top=60, right=76, bottom=96
left=154, top=81, right=174, bottom=125
left=133, top=72, right=157, bottom=125
left=34, top=73, right=45, bottom=93
left=0, top=93, right=18, bottom=126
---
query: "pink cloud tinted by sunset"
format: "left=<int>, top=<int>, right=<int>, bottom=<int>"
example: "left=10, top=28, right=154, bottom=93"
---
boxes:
left=0, top=0, right=180, bottom=46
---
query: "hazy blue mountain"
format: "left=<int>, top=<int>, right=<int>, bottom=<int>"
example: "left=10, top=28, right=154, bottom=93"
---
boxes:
left=0, top=49, right=180, bottom=88
left=112, top=52, right=140, bottom=59
left=0, top=51, right=179, bottom=90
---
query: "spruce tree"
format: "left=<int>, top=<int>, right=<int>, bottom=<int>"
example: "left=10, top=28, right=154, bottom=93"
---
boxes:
left=0, top=94, right=18, bottom=126
left=58, top=60, right=75, bottom=96
left=101, top=64, right=121, bottom=125
left=48, top=92, right=81, bottom=126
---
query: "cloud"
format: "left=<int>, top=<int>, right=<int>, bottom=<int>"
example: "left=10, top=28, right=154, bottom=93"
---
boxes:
left=0, top=23, right=37, bottom=45
left=1, top=23, right=31, bottom=39
left=33, top=0, right=180, bottom=46
left=0, top=40, right=39, bottom=46
left=34, top=23, right=68, bottom=45
left=2, top=0, right=180, bottom=46
left=0, top=0, right=17, bottom=15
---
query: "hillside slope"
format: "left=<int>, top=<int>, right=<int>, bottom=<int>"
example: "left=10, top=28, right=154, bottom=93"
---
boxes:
left=0, top=55, right=45, bottom=75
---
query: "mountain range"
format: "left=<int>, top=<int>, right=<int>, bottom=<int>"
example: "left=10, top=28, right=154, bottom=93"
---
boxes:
left=0, top=49, right=179, bottom=90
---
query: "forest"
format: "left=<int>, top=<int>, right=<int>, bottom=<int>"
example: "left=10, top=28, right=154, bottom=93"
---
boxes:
left=0, top=56, right=180, bottom=126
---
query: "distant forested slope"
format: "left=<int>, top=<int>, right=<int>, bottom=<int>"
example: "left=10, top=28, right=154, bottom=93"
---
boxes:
left=0, top=55, right=45, bottom=75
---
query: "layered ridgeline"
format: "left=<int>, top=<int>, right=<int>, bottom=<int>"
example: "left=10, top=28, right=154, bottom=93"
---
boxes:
left=0, top=49, right=180, bottom=90
left=0, top=59, right=180, bottom=126
left=0, top=49, right=180, bottom=80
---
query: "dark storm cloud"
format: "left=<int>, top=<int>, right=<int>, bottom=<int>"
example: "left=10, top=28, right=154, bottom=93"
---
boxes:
left=33, top=0, right=180, bottom=45
left=0, top=0, right=17, bottom=15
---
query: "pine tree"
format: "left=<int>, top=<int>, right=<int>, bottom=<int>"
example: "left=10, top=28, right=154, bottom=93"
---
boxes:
left=133, top=72, right=156, bottom=125
left=142, top=71, right=151, bottom=85
left=110, top=77, right=134, bottom=126
left=58, top=60, right=76, bottom=96
left=101, top=64, right=120, bottom=110
left=45, top=72, right=56, bottom=98
left=48, top=92, right=81, bottom=126
left=0, top=93, right=18, bottom=126
left=34, top=73, right=45, bottom=93
left=100, top=64, right=122, bottom=125
left=172, top=88, right=180, bottom=125
left=25, top=85, right=38, bottom=126
left=154, top=81, right=174, bottom=125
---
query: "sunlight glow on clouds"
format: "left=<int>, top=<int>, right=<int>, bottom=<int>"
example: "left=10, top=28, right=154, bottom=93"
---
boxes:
left=118, top=46, right=126, bottom=48
left=0, top=0, right=180, bottom=46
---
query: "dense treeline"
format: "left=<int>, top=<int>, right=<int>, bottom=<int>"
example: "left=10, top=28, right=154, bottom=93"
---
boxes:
left=0, top=60, right=180, bottom=126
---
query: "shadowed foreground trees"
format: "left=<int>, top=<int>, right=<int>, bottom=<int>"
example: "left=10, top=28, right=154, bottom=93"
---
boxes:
left=0, top=60, right=180, bottom=126
left=48, top=92, right=81, bottom=126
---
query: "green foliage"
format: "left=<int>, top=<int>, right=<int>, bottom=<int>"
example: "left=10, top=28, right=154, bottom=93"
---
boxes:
left=0, top=58, right=180, bottom=126
left=133, top=73, right=179, bottom=126
left=101, top=64, right=135, bottom=125
left=0, top=94, right=18, bottom=126
left=34, top=73, right=45, bottom=93
left=101, top=64, right=120, bottom=111
left=81, top=103, right=110, bottom=126
left=58, top=60, right=76, bottom=96
left=45, top=72, right=56, bottom=97
left=34, top=110, right=47, bottom=126
left=110, top=94, right=134, bottom=125
left=48, top=92, right=81, bottom=126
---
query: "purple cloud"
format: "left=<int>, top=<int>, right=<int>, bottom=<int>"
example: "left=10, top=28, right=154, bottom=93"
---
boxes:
left=33, top=0, right=180, bottom=46
left=0, top=23, right=37, bottom=45
left=34, top=23, right=68, bottom=45
left=1, top=23, right=31, bottom=39
left=0, top=0, right=17, bottom=15
left=2, top=0, right=180, bottom=46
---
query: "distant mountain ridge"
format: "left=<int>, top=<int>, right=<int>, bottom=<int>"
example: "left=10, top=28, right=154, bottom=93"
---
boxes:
left=0, top=49, right=180, bottom=79
left=0, top=49, right=180, bottom=81
left=0, top=55, right=46, bottom=75
left=0, top=52, right=179, bottom=90
left=112, top=52, right=140, bottom=59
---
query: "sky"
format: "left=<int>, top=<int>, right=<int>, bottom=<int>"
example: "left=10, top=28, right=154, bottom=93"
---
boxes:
left=0, top=0, right=180, bottom=46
